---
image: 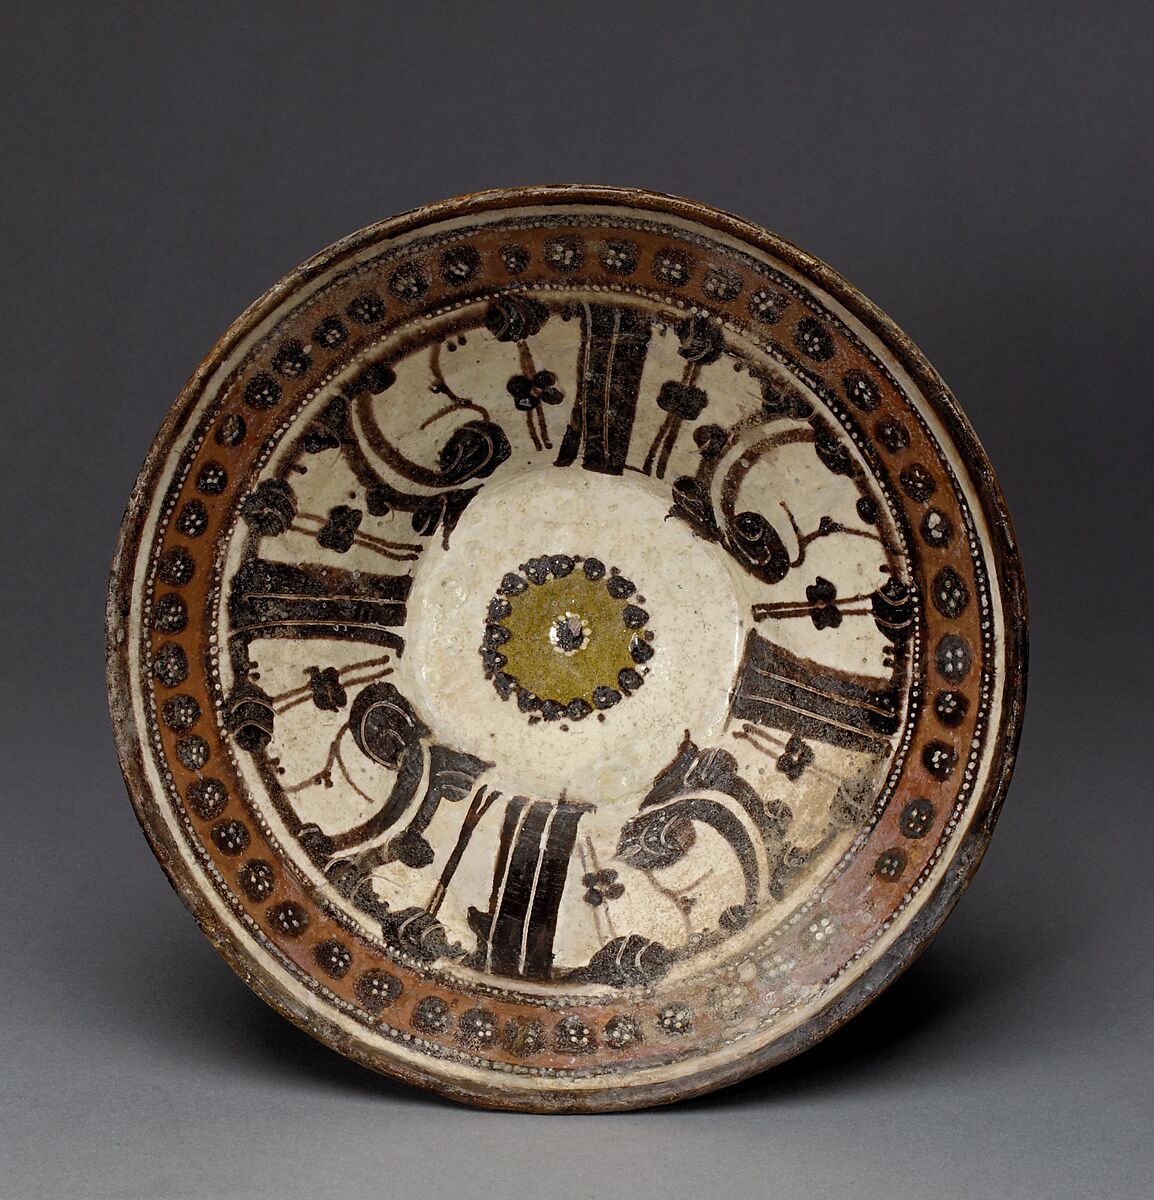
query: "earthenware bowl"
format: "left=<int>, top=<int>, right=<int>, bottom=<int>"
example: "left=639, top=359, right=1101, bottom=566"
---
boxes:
left=107, top=186, right=1026, bottom=1111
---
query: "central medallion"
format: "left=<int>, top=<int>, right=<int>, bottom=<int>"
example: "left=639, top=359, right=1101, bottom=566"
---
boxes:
left=481, top=554, right=655, bottom=722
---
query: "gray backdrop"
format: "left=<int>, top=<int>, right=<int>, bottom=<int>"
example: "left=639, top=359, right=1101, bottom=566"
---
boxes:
left=2, top=3, right=1151, bottom=1197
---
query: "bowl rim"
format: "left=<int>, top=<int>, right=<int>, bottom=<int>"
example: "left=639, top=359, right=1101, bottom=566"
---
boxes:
left=106, top=184, right=1028, bottom=1112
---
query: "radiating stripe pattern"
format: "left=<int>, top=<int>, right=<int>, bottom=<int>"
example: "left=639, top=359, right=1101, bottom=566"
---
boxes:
left=228, top=558, right=411, bottom=649
left=729, top=631, right=900, bottom=755
left=469, top=796, right=591, bottom=980
left=555, top=303, right=653, bottom=475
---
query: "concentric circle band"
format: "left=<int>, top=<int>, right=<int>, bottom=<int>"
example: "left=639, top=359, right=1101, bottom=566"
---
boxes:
left=107, top=186, right=1026, bottom=1111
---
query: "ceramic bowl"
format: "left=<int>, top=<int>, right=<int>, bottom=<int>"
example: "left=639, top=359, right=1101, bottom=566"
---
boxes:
left=108, top=186, right=1026, bottom=1111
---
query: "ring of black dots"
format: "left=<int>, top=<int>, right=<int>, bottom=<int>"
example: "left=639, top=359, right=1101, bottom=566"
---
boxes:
left=479, top=554, right=655, bottom=721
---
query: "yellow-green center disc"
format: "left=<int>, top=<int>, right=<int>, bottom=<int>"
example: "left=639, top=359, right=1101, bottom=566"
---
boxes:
left=501, top=574, right=636, bottom=705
